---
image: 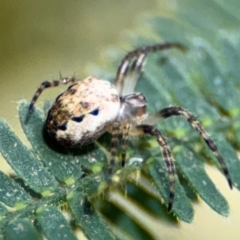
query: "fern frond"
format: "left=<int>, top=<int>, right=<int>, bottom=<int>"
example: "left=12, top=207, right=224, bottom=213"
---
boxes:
left=0, top=0, right=240, bottom=239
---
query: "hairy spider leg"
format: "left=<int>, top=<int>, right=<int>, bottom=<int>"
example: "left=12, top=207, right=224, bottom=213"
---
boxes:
left=114, top=42, right=186, bottom=95
left=121, top=122, right=131, bottom=167
left=157, top=106, right=233, bottom=189
left=28, top=76, right=77, bottom=111
left=120, top=53, right=146, bottom=95
left=137, top=124, right=176, bottom=212
left=108, top=122, right=121, bottom=175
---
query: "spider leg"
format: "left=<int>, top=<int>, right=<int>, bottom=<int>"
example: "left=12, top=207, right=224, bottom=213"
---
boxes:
left=114, top=42, right=186, bottom=95
left=119, top=53, right=146, bottom=96
left=156, top=106, right=233, bottom=189
left=121, top=122, right=131, bottom=167
left=108, top=122, right=121, bottom=175
left=136, top=124, right=175, bottom=212
left=28, top=76, right=77, bottom=111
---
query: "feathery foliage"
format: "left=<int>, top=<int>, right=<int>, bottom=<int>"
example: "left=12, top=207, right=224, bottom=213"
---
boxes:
left=0, top=0, right=240, bottom=239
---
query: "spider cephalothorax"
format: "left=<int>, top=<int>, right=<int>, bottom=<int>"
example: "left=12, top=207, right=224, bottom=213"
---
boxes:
left=29, top=42, right=232, bottom=212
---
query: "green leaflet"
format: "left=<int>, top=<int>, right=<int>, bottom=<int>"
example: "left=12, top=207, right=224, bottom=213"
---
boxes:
left=0, top=204, right=7, bottom=218
left=148, top=160, right=194, bottom=222
left=5, top=218, right=41, bottom=240
left=174, top=147, right=229, bottom=216
left=0, top=121, right=57, bottom=195
left=36, top=206, right=78, bottom=240
left=0, top=171, right=30, bottom=208
left=202, top=136, right=240, bottom=191
left=68, top=192, right=115, bottom=240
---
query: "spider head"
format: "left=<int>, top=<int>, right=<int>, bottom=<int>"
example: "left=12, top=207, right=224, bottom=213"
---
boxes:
left=118, top=93, right=148, bottom=125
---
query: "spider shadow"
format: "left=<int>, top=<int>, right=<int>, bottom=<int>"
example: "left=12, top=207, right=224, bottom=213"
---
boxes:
left=42, top=128, right=85, bottom=155
left=41, top=126, right=106, bottom=174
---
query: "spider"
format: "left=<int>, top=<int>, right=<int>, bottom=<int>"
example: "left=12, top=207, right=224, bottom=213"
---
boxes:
left=28, top=42, right=232, bottom=212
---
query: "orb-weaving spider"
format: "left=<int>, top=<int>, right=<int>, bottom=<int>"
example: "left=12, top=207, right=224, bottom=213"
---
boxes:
left=29, top=42, right=232, bottom=212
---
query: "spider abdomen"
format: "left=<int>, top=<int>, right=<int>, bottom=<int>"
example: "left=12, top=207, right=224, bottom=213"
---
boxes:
left=46, top=77, right=120, bottom=147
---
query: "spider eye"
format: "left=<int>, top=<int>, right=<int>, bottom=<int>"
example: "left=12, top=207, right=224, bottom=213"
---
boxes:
left=90, top=108, right=99, bottom=116
left=71, top=115, right=85, bottom=123
left=58, top=123, right=67, bottom=131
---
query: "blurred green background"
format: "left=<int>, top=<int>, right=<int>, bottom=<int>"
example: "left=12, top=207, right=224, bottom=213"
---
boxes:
left=0, top=0, right=155, bottom=124
left=0, top=1, right=239, bottom=239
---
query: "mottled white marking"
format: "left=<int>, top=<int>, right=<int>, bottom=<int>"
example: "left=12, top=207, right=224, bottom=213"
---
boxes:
left=53, top=77, right=120, bottom=146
